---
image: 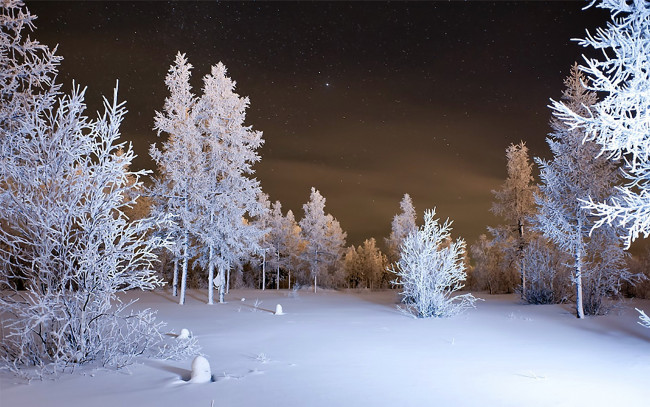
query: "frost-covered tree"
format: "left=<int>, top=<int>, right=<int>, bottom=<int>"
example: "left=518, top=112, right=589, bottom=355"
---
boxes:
left=385, top=193, right=417, bottom=265
left=282, top=209, right=303, bottom=289
left=491, top=142, right=537, bottom=299
left=299, top=188, right=347, bottom=292
left=150, top=53, right=203, bottom=306
left=550, top=0, right=650, bottom=249
left=0, top=0, right=61, bottom=133
left=469, top=233, right=518, bottom=295
left=323, top=215, right=347, bottom=287
left=191, top=61, right=265, bottom=303
left=252, top=193, right=272, bottom=291
left=521, top=235, right=571, bottom=305
left=151, top=56, right=265, bottom=304
left=344, top=238, right=387, bottom=290
left=391, top=209, right=477, bottom=318
left=266, top=201, right=302, bottom=290
left=343, top=245, right=361, bottom=288
left=0, top=4, right=197, bottom=376
left=537, top=64, right=630, bottom=317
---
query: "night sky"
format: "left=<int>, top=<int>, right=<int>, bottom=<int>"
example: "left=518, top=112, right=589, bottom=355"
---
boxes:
left=28, top=1, right=611, bottom=248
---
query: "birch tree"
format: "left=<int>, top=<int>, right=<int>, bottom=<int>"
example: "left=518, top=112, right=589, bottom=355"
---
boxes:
left=536, top=64, right=630, bottom=317
left=150, top=53, right=203, bottom=306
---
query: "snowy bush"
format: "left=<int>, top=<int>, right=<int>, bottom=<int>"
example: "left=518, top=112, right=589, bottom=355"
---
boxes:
left=521, top=236, right=571, bottom=305
left=391, top=209, right=477, bottom=318
left=0, top=1, right=198, bottom=378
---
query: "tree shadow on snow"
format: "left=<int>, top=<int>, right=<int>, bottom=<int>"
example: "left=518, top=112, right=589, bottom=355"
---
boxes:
left=146, top=360, right=192, bottom=381
left=238, top=303, right=275, bottom=314
left=150, top=290, right=179, bottom=304
left=344, top=289, right=402, bottom=307
left=574, top=314, right=650, bottom=343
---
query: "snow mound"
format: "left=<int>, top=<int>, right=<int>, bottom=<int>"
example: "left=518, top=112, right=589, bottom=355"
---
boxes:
left=189, top=356, right=211, bottom=383
left=274, top=304, right=284, bottom=315
left=177, top=328, right=190, bottom=340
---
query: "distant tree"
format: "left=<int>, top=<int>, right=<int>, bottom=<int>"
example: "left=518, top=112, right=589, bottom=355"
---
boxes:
left=283, top=209, right=304, bottom=289
left=323, top=215, right=347, bottom=287
left=491, top=142, right=537, bottom=299
left=385, top=193, right=417, bottom=265
left=343, top=245, right=362, bottom=288
left=537, top=64, right=632, bottom=317
left=299, top=188, right=347, bottom=292
left=469, top=232, right=518, bottom=295
left=355, top=238, right=388, bottom=290
left=391, top=209, right=477, bottom=318
left=252, top=193, right=272, bottom=290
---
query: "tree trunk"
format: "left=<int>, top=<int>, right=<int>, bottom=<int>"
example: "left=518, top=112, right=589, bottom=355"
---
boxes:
left=172, top=257, right=179, bottom=297
left=226, top=267, right=230, bottom=294
left=179, top=230, right=189, bottom=305
left=262, top=251, right=266, bottom=290
left=218, top=264, right=226, bottom=304
left=276, top=251, right=280, bottom=290
left=207, top=244, right=214, bottom=305
left=518, top=219, right=526, bottom=300
left=575, top=218, right=585, bottom=319
left=314, top=272, right=317, bottom=293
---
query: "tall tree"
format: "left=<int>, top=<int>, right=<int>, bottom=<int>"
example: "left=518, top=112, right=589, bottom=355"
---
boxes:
left=491, top=142, right=537, bottom=299
left=536, top=64, right=628, bottom=318
left=194, top=61, right=266, bottom=304
left=150, top=53, right=203, bottom=306
left=385, top=193, right=417, bottom=264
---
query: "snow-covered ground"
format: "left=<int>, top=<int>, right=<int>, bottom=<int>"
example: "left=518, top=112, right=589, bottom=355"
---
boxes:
left=2, top=288, right=650, bottom=406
